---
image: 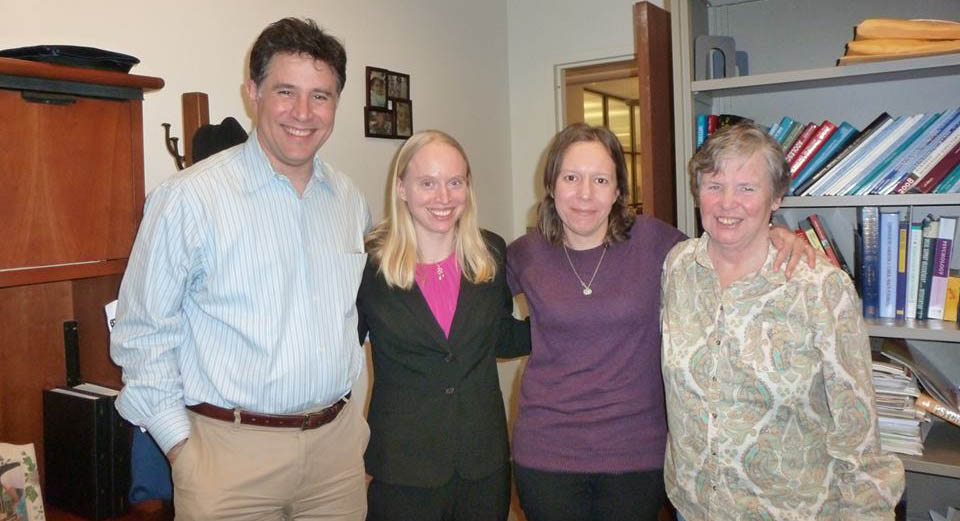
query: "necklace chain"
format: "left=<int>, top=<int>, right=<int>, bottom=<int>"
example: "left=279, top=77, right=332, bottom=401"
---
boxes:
left=562, top=244, right=607, bottom=296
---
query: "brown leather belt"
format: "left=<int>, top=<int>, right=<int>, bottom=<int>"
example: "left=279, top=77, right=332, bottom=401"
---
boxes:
left=187, top=394, right=349, bottom=430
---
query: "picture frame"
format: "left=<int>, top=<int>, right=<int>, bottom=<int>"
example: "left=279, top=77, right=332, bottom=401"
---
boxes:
left=394, top=100, right=413, bottom=139
left=387, top=71, right=410, bottom=100
left=365, top=107, right=394, bottom=138
left=365, top=66, right=389, bottom=109
left=0, top=443, right=45, bottom=520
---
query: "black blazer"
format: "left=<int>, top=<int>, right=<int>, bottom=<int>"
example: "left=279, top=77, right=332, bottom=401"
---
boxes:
left=357, top=230, right=530, bottom=487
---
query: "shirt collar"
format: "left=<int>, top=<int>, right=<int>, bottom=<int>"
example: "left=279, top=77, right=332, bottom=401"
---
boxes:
left=695, top=232, right=786, bottom=295
left=238, top=129, right=334, bottom=196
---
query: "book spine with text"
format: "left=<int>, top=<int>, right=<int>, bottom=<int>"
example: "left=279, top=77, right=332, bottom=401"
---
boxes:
left=896, top=214, right=909, bottom=319
left=904, top=222, right=924, bottom=319
left=916, top=216, right=940, bottom=320
left=790, top=120, right=837, bottom=177
left=796, top=112, right=891, bottom=196
left=784, top=122, right=818, bottom=166
left=878, top=210, right=900, bottom=319
left=927, top=216, right=957, bottom=320
left=916, top=393, right=960, bottom=427
left=859, top=207, right=880, bottom=319
left=807, top=214, right=840, bottom=269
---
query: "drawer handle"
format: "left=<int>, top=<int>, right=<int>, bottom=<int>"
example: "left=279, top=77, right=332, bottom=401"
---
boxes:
left=21, top=90, right=77, bottom=105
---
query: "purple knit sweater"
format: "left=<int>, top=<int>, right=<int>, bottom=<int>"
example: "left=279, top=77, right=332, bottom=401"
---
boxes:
left=506, top=216, right=685, bottom=473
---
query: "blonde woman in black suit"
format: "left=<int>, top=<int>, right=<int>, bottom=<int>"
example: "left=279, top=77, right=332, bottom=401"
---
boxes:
left=357, top=130, right=530, bottom=521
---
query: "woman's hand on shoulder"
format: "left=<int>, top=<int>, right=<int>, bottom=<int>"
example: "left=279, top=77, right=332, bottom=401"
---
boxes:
left=769, top=224, right=816, bottom=278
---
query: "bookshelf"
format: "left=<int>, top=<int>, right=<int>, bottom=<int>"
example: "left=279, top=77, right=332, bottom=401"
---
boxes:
left=671, top=0, right=960, bottom=517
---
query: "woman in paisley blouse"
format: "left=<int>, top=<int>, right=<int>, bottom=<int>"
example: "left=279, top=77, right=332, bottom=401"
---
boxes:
left=661, top=122, right=904, bottom=521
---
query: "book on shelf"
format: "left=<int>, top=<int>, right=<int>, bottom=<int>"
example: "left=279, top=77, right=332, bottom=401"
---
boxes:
left=916, top=215, right=940, bottom=320
left=768, top=119, right=781, bottom=139
left=897, top=113, right=960, bottom=193
left=855, top=112, right=942, bottom=195
left=789, top=120, right=837, bottom=178
left=872, top=355, right=925, bottom=456
left=916, top=393, right=960, bottom=428
left=808, top=115, right=898, bottom=196
left=807, top=213, right=853, bottom=278
left=934, top=163, right=960, bottom=194
left=944, top=269, right=960, bottom=323
left=913, top=138, right=960, bottom=194
left=784, top=121, right=817, bottom=166
left=771, top=115, right=793, bottom=143
left=880, top=338, right=960, bottom=413
left=833, top=113, right=924, bottom=196
left=789, top=121, right=857, bottom=195
left=878, top=210, right=900, bottom=319
left=895, top=214, right=909, bottom=319
left=905, top=221, right=924, bottom=320
left=707, top=114, right=718, bottom=137
left=696, top=114, right=708, bottom=149
left=780, top=120, right=804, bottom=152
left=927, top=216, right=957, bottom=320
left=795, top=112, right=890, bottom=196
left=799, top=218, right=826, bottom=256
left=716, top=114, right=751, bottom=130
left=878, top=107, right=960, bottom=194
left=858, top=206, right=880, bottom=319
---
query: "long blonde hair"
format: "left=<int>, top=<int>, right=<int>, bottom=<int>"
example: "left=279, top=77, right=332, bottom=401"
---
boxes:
left=366, top=130, right=496, bottom=289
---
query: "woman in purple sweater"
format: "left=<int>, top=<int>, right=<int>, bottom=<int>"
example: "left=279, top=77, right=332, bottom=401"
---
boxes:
left=506, top=123, right=811, bottom=521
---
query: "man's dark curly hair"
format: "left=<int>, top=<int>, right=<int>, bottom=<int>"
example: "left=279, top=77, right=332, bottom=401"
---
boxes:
left=249, top=17, right=347, bottom=93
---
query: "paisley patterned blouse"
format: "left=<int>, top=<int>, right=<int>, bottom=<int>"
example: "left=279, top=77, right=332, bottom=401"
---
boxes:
left=661, top=236, right=904, bottom=521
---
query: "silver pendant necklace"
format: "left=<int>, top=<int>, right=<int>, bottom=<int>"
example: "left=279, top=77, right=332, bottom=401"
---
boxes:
left=562, top=243, right=608, bottom=296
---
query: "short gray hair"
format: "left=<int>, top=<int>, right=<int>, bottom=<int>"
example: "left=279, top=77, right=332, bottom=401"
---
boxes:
left=688, top=122, right=790, bottom=202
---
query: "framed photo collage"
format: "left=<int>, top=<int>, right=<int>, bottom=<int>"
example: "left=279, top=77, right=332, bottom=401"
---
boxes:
left=364, top=66, right=412, bottom=139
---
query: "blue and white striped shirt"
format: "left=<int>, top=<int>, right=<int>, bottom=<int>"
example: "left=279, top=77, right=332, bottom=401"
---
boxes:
left=111, top=131, right=370, bottom=453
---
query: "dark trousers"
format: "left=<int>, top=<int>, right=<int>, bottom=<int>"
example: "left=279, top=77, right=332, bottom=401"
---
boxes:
left=366, top=466, right=510, bottom=521
left=514, top=464, right=665, bottom=521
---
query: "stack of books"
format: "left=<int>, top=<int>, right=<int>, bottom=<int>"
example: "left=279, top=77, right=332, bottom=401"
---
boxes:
left=695, top=113, right=752, bottom=149
left=856, top=208, right=959, bottom=322
left=762, top=108, right=960, bottom=196
left=880, top=339, right=960, bottom=435
left=872, top=356, right=926, bottom=456
left=794, top=213, right=854, bottom=278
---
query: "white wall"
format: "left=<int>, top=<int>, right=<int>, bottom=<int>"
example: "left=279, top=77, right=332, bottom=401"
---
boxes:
left=505, top=0, right=665, bottom=238
left=0, top=0, right=512, bottom=235
left=0, top=0, right=513, bottom=438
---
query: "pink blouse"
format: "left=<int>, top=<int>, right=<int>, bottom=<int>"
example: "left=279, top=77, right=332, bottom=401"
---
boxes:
left=414, top=252, right=462, bottom=338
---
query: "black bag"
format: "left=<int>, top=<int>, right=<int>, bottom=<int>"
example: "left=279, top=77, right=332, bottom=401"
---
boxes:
left=0, top=45, right=140, bottom=72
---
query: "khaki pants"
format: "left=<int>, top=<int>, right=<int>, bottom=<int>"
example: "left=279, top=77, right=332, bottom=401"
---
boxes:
left=172, top=398, right=369, bottom=521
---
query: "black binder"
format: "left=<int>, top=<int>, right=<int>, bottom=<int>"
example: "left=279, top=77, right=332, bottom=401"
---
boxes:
left=71, top=384, right=132, bottom=517
left=43, top=387, right=113, bottom=520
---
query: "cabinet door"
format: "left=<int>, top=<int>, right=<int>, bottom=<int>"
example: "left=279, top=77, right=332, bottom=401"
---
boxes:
left=0, top=88, right=139, bottom=270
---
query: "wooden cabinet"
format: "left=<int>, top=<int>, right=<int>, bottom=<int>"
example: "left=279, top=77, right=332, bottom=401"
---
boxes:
left=670, top=0, right=960, bottom=517
left=0, top=58, right=162, bottom=512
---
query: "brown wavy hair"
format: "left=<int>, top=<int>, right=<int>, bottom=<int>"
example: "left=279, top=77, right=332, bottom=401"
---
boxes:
left=250, top=18, right=347, bottom=93
left=537, top=123, right=635, bottom=245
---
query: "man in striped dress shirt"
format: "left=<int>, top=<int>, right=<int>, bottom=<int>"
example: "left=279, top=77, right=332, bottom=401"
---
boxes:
left=111, top=18, right=371, bottom=520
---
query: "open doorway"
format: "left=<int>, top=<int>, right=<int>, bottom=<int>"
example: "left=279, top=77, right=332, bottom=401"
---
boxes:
left=553, top=2, right=676, bottom=226
left=562, top=59, right=643, bottom=211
